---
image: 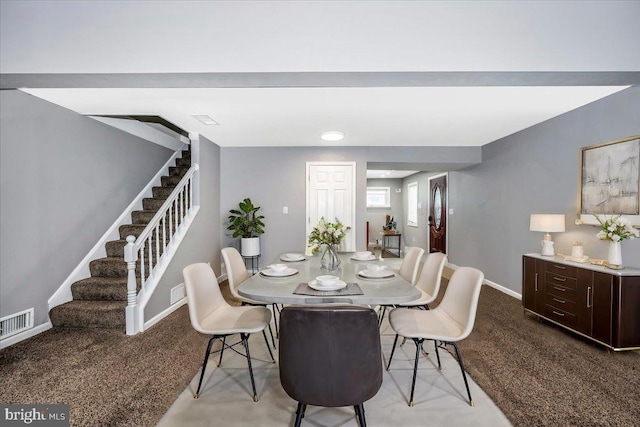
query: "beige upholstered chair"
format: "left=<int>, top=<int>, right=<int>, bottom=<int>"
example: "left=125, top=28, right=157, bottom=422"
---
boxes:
left=183, top=262, right=274, bottom=401
left=397, top=252, right=447, bottom=309
left=378, top=246, right=425, bottom=327
left=397, top=246, right=425, bottom=285
left=222, top=247, right=277, bottom=346
left=387, top=266, right=484, bottom=407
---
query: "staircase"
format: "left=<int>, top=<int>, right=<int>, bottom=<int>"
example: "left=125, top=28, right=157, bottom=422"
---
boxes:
left=49, top=147, right=191, bottom=330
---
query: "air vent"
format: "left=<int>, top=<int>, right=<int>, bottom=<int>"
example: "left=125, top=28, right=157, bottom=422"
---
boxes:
left=171, top=284, right=186, bottom=305
left=0, top=308, right=34, bottom=340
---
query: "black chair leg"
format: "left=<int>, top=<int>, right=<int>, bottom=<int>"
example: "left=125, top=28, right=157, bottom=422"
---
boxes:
left=433, top=340, right=442, bottom=370
left=409, top=338, right=424, bottom=407
left=378, top=305, right=387, bottom=328
left=386, top=334, right=399, bottom=370
left=451, top=342, right=474, bottom=406
left=218, top=336, right=226, bottom=367
left=268, top=323, right=277, bottom=349
left=355, top=404, right=367, bottom=427
left=263, top=329, right=276, bottom=362
left=195, top=336, right=217, bottom=399
left=294, top=402, right=306, bottom=427
left=241, top=333, right=259, bottom=402
left=272, top=303, right=279, bottom=337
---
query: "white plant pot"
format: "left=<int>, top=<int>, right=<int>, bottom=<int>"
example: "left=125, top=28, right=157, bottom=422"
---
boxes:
left=241, top=237, right=260, bottom=256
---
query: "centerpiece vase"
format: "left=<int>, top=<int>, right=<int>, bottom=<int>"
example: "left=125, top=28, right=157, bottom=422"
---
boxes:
left=321, top=244, right=341, bottom=271
left=607, top=241, right=622, bottom=267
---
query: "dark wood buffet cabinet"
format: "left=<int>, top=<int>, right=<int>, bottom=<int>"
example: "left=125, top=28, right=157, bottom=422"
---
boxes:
left=523, top=254, right=640, bottom=351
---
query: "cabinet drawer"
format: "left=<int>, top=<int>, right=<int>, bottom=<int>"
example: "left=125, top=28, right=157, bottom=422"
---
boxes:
left=546, top=263, right=577, bottom=279
left=545, top=293, right=576, bottom=315
left=545, top=271, right=577, bottom=290
left=544, top=304, right=577, bottom=329
left=546, top=283, right=577, bottom=302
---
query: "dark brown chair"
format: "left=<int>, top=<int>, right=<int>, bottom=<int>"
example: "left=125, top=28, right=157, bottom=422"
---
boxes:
left=279, top=305, right=383, bottom=426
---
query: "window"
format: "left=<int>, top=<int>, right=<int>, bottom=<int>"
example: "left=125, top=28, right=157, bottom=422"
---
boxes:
left=407, top=182, right=418, bottom=227
left=366, top=187, right=391, bottom=208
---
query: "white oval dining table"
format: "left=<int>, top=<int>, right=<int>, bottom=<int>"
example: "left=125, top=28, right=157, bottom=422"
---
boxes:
left=238, top=252, right=421, bottom=305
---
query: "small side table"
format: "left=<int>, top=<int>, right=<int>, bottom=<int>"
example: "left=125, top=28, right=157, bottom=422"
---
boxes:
left=242, top=255, right=261, bottom=275
left=382, top=233, right=402, bottom=258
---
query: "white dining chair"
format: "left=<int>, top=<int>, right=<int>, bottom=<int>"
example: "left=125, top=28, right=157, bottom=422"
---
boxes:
left=397, top=252, right=447, bottom=310
left=387, top=266, right=484, bottom=407
left=222, top=247, right=277, bottom=346
left=183, top=262, right=275, bottom=401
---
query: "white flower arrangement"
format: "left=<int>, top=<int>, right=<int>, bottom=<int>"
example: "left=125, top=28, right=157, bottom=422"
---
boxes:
left=593, top=214, right=640, bottom=242
left=308, top=217, right=351, bottom=254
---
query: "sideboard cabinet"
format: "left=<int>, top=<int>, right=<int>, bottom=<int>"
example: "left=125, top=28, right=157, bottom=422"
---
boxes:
left=522, top=254, right=640, bottom=351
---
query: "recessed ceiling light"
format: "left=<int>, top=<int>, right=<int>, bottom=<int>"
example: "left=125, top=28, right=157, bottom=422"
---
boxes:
left=191, top=114, right=219, bottom=125
left=320, top=131, right=344, bottom=141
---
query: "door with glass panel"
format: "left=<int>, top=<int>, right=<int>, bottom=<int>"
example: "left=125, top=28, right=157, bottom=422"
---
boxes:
left=428, top=174, right=447, bottom=254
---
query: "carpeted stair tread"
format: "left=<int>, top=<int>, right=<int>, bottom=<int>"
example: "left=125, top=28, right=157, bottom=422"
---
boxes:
left=161, top=175, right=182, bottom=187
left=175, top=157, right=191, bottom=167
left=143, top=198, right=165, bottom=211
left=152, top=185, right=175, bottom=199
left=119, top=223, right=148, bottom=240
left=71, top=276, right=141, bottom=301
left=168, top=166, right=189, bottom=177
left=105, top=239, right=127, bottom=257
left=49, top=300, right=127, bottom=329
left=90, top=257, right=139, bottom=278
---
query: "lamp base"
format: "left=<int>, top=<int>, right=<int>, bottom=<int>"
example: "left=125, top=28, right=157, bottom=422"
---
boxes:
left=541, top=240, right=555, bottom=256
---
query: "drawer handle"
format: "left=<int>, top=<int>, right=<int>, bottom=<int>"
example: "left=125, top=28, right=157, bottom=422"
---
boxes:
left=553, top=286, right=566, bottom=292
left=535, top=273, right=538, bottom=292
left=553, top=265, right=566, bottom=269
left=553, top=276, right=567, bottom=282
left=552, top=310, right=565, bottom=317
left=587, top=286, right=592, bottom=308
left=553, top=298, right=566, bottom=304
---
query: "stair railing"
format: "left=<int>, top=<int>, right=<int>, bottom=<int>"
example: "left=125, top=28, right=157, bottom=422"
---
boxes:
left=124, top=163, right=199, bottom=335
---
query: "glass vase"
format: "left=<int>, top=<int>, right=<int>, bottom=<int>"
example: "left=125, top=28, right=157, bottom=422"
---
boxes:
left=321, top=244, right=341, bottom=271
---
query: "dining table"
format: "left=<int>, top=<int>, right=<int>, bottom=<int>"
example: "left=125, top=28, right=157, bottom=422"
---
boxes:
left=238, top=252, right=421, bottom=305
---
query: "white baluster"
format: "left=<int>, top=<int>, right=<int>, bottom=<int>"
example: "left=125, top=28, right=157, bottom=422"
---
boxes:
left=124, top=235, right=138, bottom=335
left=147, top=235, right=153, bottom=279
left=139, top=245, right=145, bottom=288
left=155, top=222, right=160, bottom=266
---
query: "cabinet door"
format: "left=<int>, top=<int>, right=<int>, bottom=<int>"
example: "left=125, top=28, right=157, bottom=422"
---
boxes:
left=523, top=256, right=545, bottom=313
left=576, top=268, right=593, bottom=335
left=592, top=272, right=613, bottom=345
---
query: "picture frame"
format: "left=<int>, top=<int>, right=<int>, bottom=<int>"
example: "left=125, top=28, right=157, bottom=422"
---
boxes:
left=577, top=134, right=640, bottom=226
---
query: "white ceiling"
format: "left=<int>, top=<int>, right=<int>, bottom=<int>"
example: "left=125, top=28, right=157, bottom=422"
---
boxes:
left=3, top=1, right=640, bottom=148
left=366, top=170, right=417, bottom=180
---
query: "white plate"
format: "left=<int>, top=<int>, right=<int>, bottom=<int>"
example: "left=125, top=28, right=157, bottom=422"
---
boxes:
left=350, top=255, right=377, bottom=261
left=280, top=253, right=306, bottom=262
left=308, top=279, right=347, bottom=291
left=357, top=269, right=396, bottom=279
left=260, top=267, right=298, bottom=277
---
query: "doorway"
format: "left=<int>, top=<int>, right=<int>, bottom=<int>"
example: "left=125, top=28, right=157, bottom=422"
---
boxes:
left=306, top=162, right=356, bottom=252
left=428, top=173, right=447, bottom=253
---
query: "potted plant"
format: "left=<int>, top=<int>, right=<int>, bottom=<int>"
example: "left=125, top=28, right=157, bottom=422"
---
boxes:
left=227, top=198, right=265, bottom=256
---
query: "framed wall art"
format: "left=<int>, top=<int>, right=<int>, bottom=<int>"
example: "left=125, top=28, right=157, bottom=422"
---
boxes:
left=578, top=134, right=640, bottom=226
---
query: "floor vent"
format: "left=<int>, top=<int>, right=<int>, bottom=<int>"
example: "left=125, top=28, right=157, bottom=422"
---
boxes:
left=171, top=284, right=186, bottom=305
left=0, top=308, right=34, bottom=340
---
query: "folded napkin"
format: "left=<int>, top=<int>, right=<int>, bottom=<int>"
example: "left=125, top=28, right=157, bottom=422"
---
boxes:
left=293, top=283, right=364, bottom=297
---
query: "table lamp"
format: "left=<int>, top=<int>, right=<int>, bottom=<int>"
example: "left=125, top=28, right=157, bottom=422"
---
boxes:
left=530, top=214, right=565, bottom=256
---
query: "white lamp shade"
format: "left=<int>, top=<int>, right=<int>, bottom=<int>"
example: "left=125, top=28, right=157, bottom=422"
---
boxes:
left=530, top=214, right=566, bottom=233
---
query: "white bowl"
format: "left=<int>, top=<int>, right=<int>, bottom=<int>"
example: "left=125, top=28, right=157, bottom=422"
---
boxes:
left=316, top=275, right=339, bottom=287
left=269, top=264, right=288, bottom=273
left=367, top=264, right=387, bottom=272
left=286, top=253, right=303, bottom=259
left=355, top=251, right=372, bottom=259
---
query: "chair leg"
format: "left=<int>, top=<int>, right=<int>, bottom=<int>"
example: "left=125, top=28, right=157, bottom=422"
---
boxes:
left=355, top=404, right=367, bottom=427
left=433, top=340, right=442, bottom=370
left=218, top=336, right=226, bottom=367
left=272, top=303, right=279, bottom=338
left=386, top=334, right=399, bottom=370
left=378, top=305, right=387, bottom=328
left=268, top=323, right=277, bottom=349
left=451, top=342, right=474, bottom=406
left=195, top=336, right=218, bottom=399
left=241, top=333, right=259, bottom=402
left=409, top=338, right=424, bottom=407
left=294, top=402, right=306, bottom=427
left=262, top=329, right=276, bottom=362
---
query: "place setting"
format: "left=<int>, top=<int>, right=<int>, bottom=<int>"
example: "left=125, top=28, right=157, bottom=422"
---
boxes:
left=350, top=250, right=378, bottom=261
left=279, top=252, right=307, bottom=262
left=259, top=263, right=299, bottom=278
left=356, top=264, right=396, bottom=280
left=294, top=275, right=363, bottom=296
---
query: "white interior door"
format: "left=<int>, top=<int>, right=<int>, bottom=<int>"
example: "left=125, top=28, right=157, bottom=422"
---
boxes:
left=306, top=162, right=356, bottom=252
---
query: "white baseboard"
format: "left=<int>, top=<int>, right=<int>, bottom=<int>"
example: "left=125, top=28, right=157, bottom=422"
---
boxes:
left=217, top=273, right=228, bottom=282
left=446, top=262, right=522, bottom=300
left=143, top=297, right=187, bottom=331
left=0, top=321, right=52, bottom=349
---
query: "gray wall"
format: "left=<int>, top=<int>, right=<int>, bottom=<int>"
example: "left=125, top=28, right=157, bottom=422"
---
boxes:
left=0, top=90, right=173, bottom=327
left=145, top=136, right=221, bottom=320
left=448, top=87, right=640, bottom=293
left=220, top=146, right=480, bottom=266
left=366, top=178, right=403, bottom=245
